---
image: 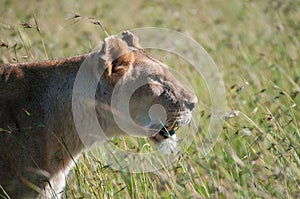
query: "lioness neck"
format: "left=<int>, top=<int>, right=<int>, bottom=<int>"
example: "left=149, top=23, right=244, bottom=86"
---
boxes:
left=0, top=53, right=102, bottom=198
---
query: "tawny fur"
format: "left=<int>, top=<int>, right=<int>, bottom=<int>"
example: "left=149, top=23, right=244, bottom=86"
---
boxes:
left=0, top=31, right=197, bottom=198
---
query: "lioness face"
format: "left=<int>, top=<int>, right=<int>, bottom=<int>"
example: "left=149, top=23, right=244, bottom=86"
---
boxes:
left=128, top=52, right=198, bottom=139
left=99, top=31, right=197, bottom=146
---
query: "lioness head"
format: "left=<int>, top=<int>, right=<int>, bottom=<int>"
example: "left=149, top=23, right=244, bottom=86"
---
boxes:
left=92, top=31, right=197, bottom=151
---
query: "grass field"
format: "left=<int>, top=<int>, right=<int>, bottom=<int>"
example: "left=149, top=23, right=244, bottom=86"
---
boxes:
left=1, top=0, right=300, bottom=198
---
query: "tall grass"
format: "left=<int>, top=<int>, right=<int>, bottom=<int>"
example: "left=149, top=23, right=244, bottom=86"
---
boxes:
left=0, top=0, right=299, bottom=198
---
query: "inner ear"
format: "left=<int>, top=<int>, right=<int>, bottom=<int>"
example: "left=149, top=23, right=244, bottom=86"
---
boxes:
left=101, top=36, right=135, bottom=77
left=111, top=52, right=135, bottom=74
left=108, top=52, right=135, bottom=84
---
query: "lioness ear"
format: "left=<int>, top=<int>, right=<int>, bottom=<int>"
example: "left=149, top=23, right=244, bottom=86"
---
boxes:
left=102, top=36, right=135, bottom=78
left=122, top=31, right=141, bottom=49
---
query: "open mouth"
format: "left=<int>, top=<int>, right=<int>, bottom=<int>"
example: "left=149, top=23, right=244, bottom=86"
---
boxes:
left=150, top=125, right=177, bottom=143
left=158, top=125, right=175, bottom=139
left=149, top=111, right=192, bottom=143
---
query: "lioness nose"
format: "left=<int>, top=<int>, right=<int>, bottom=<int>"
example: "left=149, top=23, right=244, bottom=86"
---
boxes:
left=186, top=95, right=198, bottom=110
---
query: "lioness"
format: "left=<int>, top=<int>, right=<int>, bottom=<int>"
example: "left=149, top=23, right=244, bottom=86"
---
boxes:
left=0, top=31, right=197, bottom=198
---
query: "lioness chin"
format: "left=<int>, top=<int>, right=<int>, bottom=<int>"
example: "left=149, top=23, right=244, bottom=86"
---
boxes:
left=0, top=31, right=197, bottom=198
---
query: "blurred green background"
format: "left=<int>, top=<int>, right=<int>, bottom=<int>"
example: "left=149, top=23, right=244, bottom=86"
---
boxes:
left=1, top=0, right=299, bottom=198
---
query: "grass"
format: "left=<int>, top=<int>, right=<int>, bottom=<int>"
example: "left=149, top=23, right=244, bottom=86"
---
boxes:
left=1, top=0, right=300, bottom=198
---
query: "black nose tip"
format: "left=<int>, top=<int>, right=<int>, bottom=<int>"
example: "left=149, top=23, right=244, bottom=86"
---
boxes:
left=186, top=96, right=198, bottom=110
